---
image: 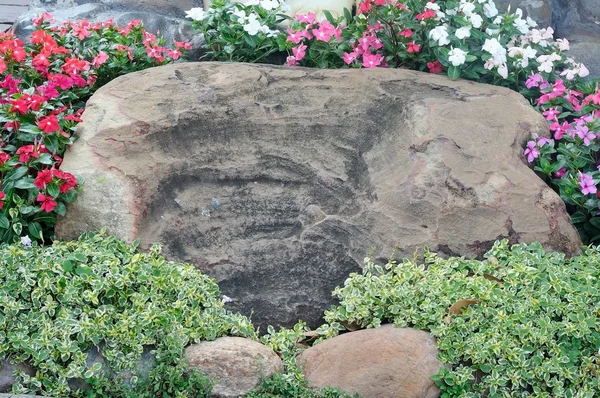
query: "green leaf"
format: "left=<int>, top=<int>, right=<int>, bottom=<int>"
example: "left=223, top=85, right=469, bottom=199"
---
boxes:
left=28, top=221, right=43, bottom=240
left=14, top=178, right=35, bottom=190
left=62, top=260, right=74, bottom=272
left=448, top=65, right=461, bottom=80
left=0, top=214, right=9, bottom=230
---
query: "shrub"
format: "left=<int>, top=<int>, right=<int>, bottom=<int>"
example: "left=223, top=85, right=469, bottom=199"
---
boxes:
left=0, top=230, right=256, bottom=397
left=316, top=240, right=600, bottom=397
left=0, top=14, right=189, bottom=244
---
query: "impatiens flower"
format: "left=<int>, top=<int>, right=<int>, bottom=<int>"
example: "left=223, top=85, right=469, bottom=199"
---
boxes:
left=429, top=26, right=450, bottom=46
left=286, top=55, right=298, bottom=66
left=34, top=169, right=53, bottom=189
left=542, top=108, right=560, bottom=121
left=37, top=115, right=60, bottom=134
left=296, top=12, right=316, bottom=24
left=92, top=51, right=109, bottom=67
left=554, top=167, right=566, bottom=178
left=185, top=8, right=207, bottom=21
left=523, top=140, right=540, bottom=163
left=416, top=9, right=436, bottom=21
left=407, top=42, right=420, bottom=53
left=578, top=173, right=597, bottom=195
left=36, top=193, right=58, bottom=213
left=455, top=26, right=471, bottom=40
left=398, top=29, right=413, bottom=38
left=0, top=192, right=4, bottom=210
left=292, top=44, right=307, bottom=61
left=362, top=53, right=383, bottom=68
left=20, top=236, right=32, bottom=246
left=427, top=60, right=443, bottom=73
left=525, top=73, right=543, bottom=89
left=448, top=48, right=468, bottom=66
left=343, top=51, right=358, bottom=64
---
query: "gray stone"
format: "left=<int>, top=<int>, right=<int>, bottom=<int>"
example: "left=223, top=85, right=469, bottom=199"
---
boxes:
left=0, top=360, right=35, bottom=393
left=298, top=325, right=443, bottom=398
left=495, top=0, right=553, bottom=29
left=185, top=337, right=283, bottom=398
left=56, top=62, right=581, bottom=329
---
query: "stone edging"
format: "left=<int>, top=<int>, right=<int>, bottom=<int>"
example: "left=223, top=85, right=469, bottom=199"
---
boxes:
left=0, top=394, right=55, bottom=398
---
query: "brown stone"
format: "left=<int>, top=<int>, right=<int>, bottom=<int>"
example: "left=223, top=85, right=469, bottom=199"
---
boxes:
left=184, top=337, right=283, bottom=397
left=299, top=325, right=443, bottom=398
left=56, top=62, right=581, bottom=328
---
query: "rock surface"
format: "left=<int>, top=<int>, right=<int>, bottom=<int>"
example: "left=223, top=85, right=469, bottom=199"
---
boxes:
left=185, top=337, right=283, bottom=397
left=0, top=360, right=35, bottom=393
left=56, top=62, right=581, bottom=328
left=14, top=0, right=204, bottom=59
left=298, top=325, right=443, bottom=398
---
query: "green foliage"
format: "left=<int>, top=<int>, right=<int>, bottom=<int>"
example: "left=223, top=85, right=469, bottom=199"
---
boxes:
left=246, top=373, right=358, bottom=398
left=0, top=230, right=256, bottom=397
left=318, top=240, right=600, bottom=397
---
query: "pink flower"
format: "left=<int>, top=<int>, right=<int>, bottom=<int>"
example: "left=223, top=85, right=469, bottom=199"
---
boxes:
left=554, top=167, right=566, bottom=178
left=292, top=44, right=307, bottom=61
left=542, top=108, right=560, bottom=121
left=398, top=29, right=413, bottom=38
left=407, top=42, right=421, bottom=53
left=287, top=29, right=304, bottom=44
left=343, top=51, right=358, bottom=65
left=362, top=53, right=382, bottom=68
left=523, top=140, right=540, bottom=163
left=312, top=27, right=332, bottom=42
left=525, top=73, right=543, bottom=89
left=286, top=56, right=298, bottom=66
left=550, top=121, right=571, bottom=140
left=296, top=13, right=316, bottom=24
left=92, top=51, right=109, bottom=67
left=427, top=60, right=443, bottom=73
left=578, top=173, right=597, bottom=195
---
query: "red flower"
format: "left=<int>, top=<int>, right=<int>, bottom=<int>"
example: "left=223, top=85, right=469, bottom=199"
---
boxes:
left=0, top=152, right=11, bottom=166
left=427, top=60, right=443, bottom=73
left=416, top=9, right=437, bottom=21
left=37, top=193, right=57, bottom=213
left=34, top=169, right=53, bottom=189
left=37, top=115, right=60, bottom=133
left=9, top=98, right=29, bottom=115
left=407, top=42, right=421, bottom=53
left=0, top=192, right=5, bottom=210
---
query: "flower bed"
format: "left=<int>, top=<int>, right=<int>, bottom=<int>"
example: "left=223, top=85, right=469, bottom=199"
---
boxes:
left=0, top=13, right=189, bottom=244
left=190, top=0, right=600, bottom=243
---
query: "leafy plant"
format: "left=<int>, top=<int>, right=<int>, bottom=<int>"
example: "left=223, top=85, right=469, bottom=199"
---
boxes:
left=0, top=230, right=256, bottom=397
left=317, top=240, right=600, bottom=397
left=0, top=14, right=189, bottom=244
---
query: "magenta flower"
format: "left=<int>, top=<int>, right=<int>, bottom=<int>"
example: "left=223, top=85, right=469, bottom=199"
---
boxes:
left=554, top=167, right=566, bottom=178
left=524, top=141, right=540, bottom=163
left=525, top=73, right=543, bottom=89
left=578, top=173, right=597, bottom=195
left=296, top=12, right=316, bottom=24
left=542, top=108, right=560, bottom=121
left=286, top=56, right=298, bottom=66
left=292, top=44, right=307, bottom=61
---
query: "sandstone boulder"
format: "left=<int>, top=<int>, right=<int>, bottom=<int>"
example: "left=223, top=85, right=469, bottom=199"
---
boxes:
left=298, top=325, right=443, bottom=398
left=184, top=337, right=283, bottom=397
left=56, top=62, right=581, bottom=328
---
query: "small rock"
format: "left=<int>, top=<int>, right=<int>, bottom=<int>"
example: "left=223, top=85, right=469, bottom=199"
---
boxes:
left=298, top=325, right=443, bottom=398
left=185, top=337, right=283, bottom=398
left=0, top=359, right=36, bottom=393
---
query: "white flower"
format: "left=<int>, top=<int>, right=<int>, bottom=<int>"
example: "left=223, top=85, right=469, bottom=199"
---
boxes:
left=460, top=2, right=476, bottom=17
left=222, top=295, right=233, bottom=303
left=231, top=8, right=247, bottom=24
left=455, top=26, right=472, bottom=39
left=469, top=14, right=483, bottom=29
left=486, top=28, right=500, bottom=36
left=493, top=16, right=503, bottom=24
left=185, top=7, right=207, bottom=21
left=524, top=46, right=537, bottom=59
left=20, top=236, right=32, bottom=246
left=483, top=2, right=498, bottom=18
left=243, top=13, right=264, bottom=36
left=448, top=48, right=468, bottom=66
left=482, top=38, right=507, bottom=63
left=526, top=16, right=538, bottom=27
left=446, top=8, right=458, bottom=16
left=497, top=63, right=509, bottom=78
left=556, top=38, right=570, bottom=51
left=426, top=2, right=441, bottom=11
left=579, top=63, right=590, bottom=78
left=429, top=26, right=450, bottom=46
left=259, top=0, right=279, bottom=11
left=538, top=61, right=554, bottom=73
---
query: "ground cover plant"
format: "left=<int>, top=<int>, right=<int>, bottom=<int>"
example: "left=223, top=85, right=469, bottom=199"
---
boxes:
left=189, top=0, right=600, bottom=244
left=309, top=241, right=600, bottom=397
left=0, top=14, right=189, bottom=244
left=0, top=230, right=256, bottom=397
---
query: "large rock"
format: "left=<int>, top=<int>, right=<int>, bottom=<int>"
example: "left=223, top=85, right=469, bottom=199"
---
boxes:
left=14, top=0, right=204, bottom=58
left=56, top=62, right=581, bottom=328
left=184, top=337, right=283, bottom=397
left=495, top=0, right=553, bottom=29
left=298, top=325, right=443, bottom=398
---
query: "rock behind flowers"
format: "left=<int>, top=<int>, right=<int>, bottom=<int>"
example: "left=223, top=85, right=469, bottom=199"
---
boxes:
left=55, top=61, right=580, bottom=328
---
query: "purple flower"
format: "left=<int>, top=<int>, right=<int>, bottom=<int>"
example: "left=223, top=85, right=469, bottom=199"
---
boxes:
left=526, top=73, right=543, bottom=89
left=523, top=140, right=540, bottom=163
left=578, top=173, right=597, bottom=195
